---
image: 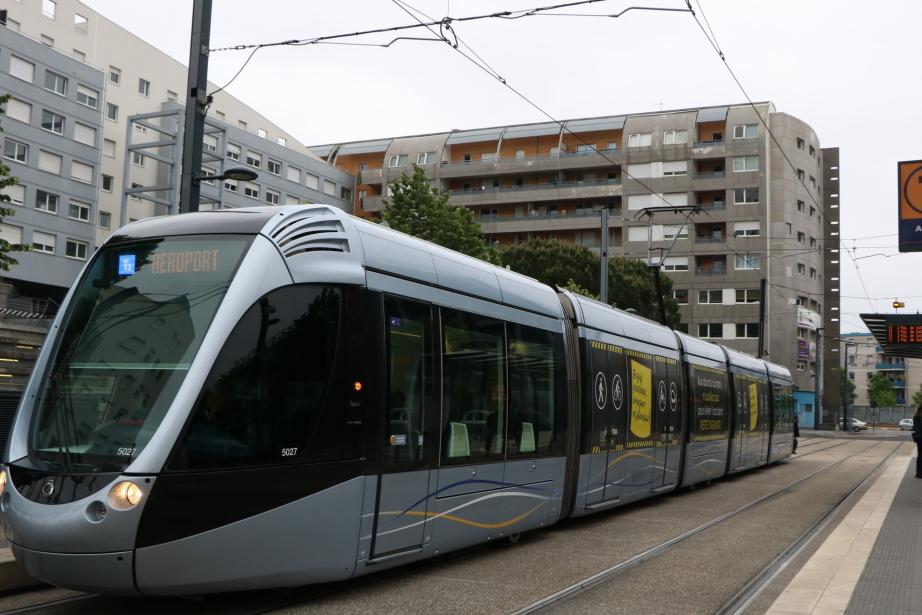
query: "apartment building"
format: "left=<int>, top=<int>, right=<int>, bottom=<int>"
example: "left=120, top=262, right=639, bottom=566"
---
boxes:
left=841, top=332, right=922, bottom=408
left=3, top=0, right=353, bottom=276
left=313, top=103, right=841, bottom=414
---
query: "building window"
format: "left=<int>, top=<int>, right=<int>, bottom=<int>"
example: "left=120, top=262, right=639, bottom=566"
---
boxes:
left=224, top=179, right=238, bottom=192
left=98, top=210, right=111, bottom=229
left=65, top=239, right=88, bottom=260
left=796, top=137, right=805, bottom=149
left=340, top=187, right=353, bottom=201
left=733, top=124, right=758, bottom=139
left=199, top=167, right=216, bottom=185
left=809, top=206, right=816, bottom=217
left=3, top=184, right=25, bottom=206
left=257, top=128, right=267, bottom=139
left=732, top=156, right=758, bottom=172
left=734, top=253, right=759, bottom=270
left=5, top=99, right=31, bottom=124
left=736, top=323, right=759, bottom=338
left=662, top=130, right=688, bottom=145
left=673, top=288, right=688, bottom=304
left=267, top=159, right=282, bottom=175
left=797, top=263, right=806, bottom=275
left=796, top=169, right=805, bottom=180
left=809, top=145, right=816, bottom=157
left=797, top=199, right=805, bottom=212
left=9, top=56, right=34, bottom=82
left=662, top=257, right=689, bottom=272
left=388, top=154, right=409, bottom=168
left=628, top=133, right=652, bottom=148
left=796, top=295, right=807, bottom=306
left=70, top=161, right=93, bottom=184
left=698, top=289, right=723, bottom=304
left=733, top=222, right=760, bottom=237
left=166, top=90, right=179, bottom=103
left=698, top=323, right=723, bottom=339
left=246, top=151, right=261, bottom=168
left=68, top=200, right=90, bottom=222
left=809, top=175, right=816, bottom=188
left=797, top=231, right=805, bottom=243
left=733, top=187, right=759, bottom=204
left=101, top=174, right=114, bottom=192
left=809, top=236, right=816, bottom=248
left=37, top=150, right=62, bottom=175
left=72, top=49, right=86, bottom=61
left=264, top=188, right=280, bottom=205
left=736, top=288, right=760, bottom=303
left=74, top=13, right=88, bottom=30
left=323, top=180, right=336, bottom=196
left=138, top=78, right=150, bottom=97
left=416, top=151, right=436, bottom=165
left=35, top=190, right=59, bottom=214
left=6, top=18, right=21, bottom=32
left=130, top=182, right=143, bottom=201
left=41, top=110, right=64, bottom=134
left=286, top=166, right=301, bottom=183
left=44, top=71, right=67, bottom=95
left=32, top=231, right=56, bottom=254
left=238, top=120, right=248, bottom=130
left=796, top=361, right=807, bottom=372
left=516, top=149, right=526, bottom=158
left=76, top=84, right=99, bottom=109
left=662, top=161, right=688, bottom=176
left=106, top=102, right=118, bottom=121
left=810, top=267, right=817, bottom=279
left=243, top=182, right=259, bottom=199
left=132, top=152, right=145, bottom=167
left=226, top=143, right=240, bottom=160
left=278, top=136, right=287, bottom=146
left=109, top=66, right=121, bottom=85
left=40, top=34, right=54, bottom=47
left=3, top=139, right=28, bottom=163
left=42, top=0, right=56, bottom=19
left=305, top=174, right=319, bottom=190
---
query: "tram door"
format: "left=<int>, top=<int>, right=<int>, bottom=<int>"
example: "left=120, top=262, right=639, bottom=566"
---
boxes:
left=371, top=298, right=435, bottom=558
left=654, top=358, right=683, bottom=488
left=586, top=340, right=627, bottom=505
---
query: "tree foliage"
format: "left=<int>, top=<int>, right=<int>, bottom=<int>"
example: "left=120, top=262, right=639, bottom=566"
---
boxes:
left=867, top=372, right=897, bottom=408
left=500, top=239, right=681, bottom=328
left=381, top=165, right=498, bottom=264
left=0, top=95, right=28, bottom=270
left=843, top=377, right=857, bottom=406
left=911, top=384, right=922, bottom=408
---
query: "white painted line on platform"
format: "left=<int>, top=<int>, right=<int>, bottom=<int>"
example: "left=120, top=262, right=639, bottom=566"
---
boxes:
left=765, top=448, right=913, bottom=615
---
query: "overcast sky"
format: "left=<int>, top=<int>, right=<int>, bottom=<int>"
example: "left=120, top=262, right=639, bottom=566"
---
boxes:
left=82, top=0, right=922, bottom=335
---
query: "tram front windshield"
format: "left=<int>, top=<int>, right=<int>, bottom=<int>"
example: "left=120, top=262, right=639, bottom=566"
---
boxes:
left=29, top=236, right=251, bottom=472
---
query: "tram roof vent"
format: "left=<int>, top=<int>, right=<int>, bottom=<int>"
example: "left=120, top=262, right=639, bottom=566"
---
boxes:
left=268, top=208, right=350, bottom=257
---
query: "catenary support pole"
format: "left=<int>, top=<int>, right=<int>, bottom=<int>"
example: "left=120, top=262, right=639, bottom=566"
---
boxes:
left=815, top=326, right=823, bottom=430
left=757, top=277, right=767, bottom=358
left=179, top=0, right=212, bottom=214
left=600, top=208, right=608, bottom=304
left=652, top=264, right=667, bottom=326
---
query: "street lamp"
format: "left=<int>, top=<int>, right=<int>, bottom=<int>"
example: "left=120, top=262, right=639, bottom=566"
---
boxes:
left=194, top=166, right=258, bottom=184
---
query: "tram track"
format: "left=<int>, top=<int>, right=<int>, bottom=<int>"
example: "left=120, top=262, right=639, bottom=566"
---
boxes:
left=509, top=440, right=890, bottom=615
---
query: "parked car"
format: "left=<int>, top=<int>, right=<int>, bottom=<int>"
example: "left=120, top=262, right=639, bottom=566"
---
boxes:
left=899, top=418, right=914, bottom=431
left=843, top=417, right=868, bottom=432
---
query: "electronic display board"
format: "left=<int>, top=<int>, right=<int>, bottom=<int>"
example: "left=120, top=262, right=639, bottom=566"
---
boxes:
left=861, top=313, right=922, bottom=358
left=898, top=160, right=922, bottom=252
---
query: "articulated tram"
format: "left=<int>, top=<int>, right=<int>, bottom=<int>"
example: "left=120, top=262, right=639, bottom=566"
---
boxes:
left=0, top=205, right=794, bottom=595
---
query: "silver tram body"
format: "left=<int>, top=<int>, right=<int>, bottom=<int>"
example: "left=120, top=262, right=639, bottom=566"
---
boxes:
left=0, top=205, right=795, bottom=595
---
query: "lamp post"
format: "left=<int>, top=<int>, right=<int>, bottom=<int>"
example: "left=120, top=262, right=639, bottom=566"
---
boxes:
left=815, top=326, right=822, bottom=430
left=194, top=166, right=258, bottom=185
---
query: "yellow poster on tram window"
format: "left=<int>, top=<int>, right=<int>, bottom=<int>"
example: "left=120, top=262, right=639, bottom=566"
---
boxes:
left=749, top=382, right=759, bottom=431
left=630, top=360, right=652, bottom=438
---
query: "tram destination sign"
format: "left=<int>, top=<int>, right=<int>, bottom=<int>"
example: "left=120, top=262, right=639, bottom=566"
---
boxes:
left=860, top=313, right=922, bottom=358
left=898, top=160, right=922, bottom=252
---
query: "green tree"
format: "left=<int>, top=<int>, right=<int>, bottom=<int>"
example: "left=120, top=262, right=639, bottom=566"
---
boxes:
left=911, top=384, right=922, bottom=408
left=843, top=377, right=857, bottom=406
left=381, top=165, right=498, bottom=263
left=0, top=95, right=29, bottom=270
left=499, top=239, right=680, bottom=327
left=867, top=372, right=897, bottom=408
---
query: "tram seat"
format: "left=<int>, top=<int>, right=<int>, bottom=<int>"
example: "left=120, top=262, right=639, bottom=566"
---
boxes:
left=519, top=422, right=536, bottom=453
left=447, top=422, right=471, bottom=458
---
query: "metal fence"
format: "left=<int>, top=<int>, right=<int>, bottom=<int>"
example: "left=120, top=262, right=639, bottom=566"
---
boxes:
left=846, top=406, right=914, bottom=425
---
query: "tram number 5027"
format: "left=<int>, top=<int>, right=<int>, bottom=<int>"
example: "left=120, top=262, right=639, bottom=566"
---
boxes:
left=280, top=448, right=298, bottom=457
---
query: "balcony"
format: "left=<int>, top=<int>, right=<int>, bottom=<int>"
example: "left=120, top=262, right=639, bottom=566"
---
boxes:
left=362, top=195, right=386, bottom=213
left=438, top=148, right=623, bottom=179
left=479, top=209, right=624, bottom=234
left=695, top=223, right=726, bottom=243
left=876, top=362, right=906, bottom=371
left=359, top=167, right=385, bottom=185
left=691, top=140, right=726, bottom=159
left=695, top=255, right=727, bottom=276
left=695, top=266, right=726, bottom=275
left=449, top=178, right=622, bottom=207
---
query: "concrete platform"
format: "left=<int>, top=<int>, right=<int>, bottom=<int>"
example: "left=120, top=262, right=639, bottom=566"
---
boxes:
left=766, top=443, right=921, bottom=614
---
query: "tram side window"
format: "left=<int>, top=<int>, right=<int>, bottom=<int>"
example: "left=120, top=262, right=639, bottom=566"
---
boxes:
left=170, top=285, right=355, bottom=471
left=441, top=309, right=506, bottom=462
left=385, top=297, right=433, bottom=464
left=507, top=324, right=557, bottom=456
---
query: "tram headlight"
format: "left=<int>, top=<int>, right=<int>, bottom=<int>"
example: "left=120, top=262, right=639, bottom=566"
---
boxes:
left=107, top=481, right=144, bottom=510
left=0, top=469, right=6, bottom=497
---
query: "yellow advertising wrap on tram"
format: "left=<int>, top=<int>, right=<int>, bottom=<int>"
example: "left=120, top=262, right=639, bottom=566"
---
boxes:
left=630, top=360, right=652, bottom=438
left=749, top=382, right=759, bottom=431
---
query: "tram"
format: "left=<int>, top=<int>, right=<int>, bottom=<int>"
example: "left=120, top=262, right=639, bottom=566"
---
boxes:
left=0, top=205, right=794, bottom=595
